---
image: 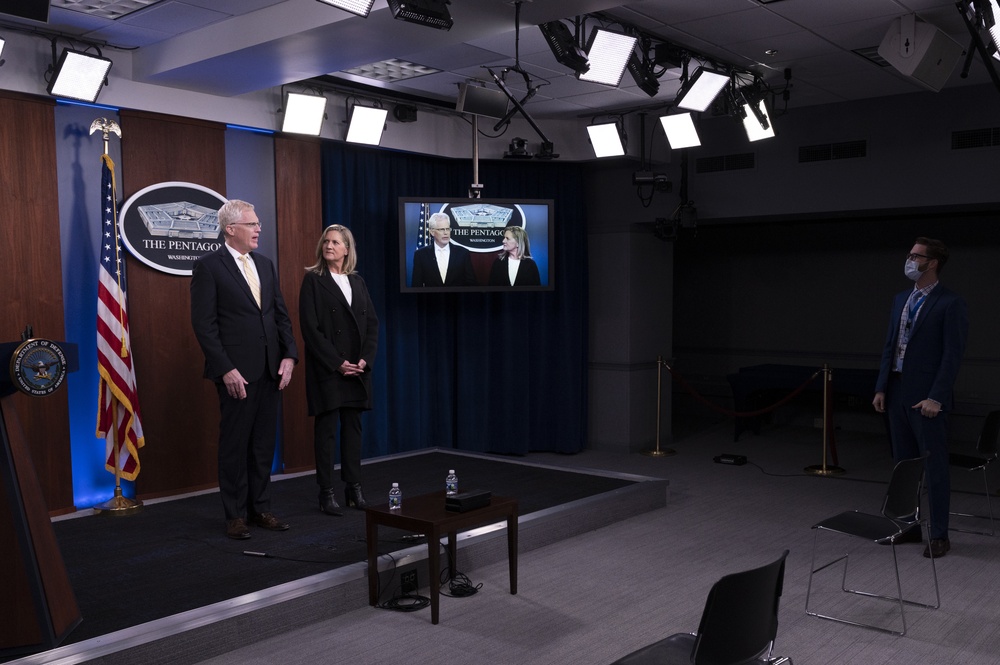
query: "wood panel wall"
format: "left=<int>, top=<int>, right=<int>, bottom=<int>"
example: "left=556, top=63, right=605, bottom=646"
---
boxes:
left=0, top=91, right=74, bottom=514
left=118, top=110, right=227, bottom=498
left=275, top=136, right=322, bottom=473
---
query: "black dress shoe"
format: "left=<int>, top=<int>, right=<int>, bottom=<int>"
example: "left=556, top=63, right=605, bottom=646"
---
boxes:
left=894, top=526, right=923, bottom=544
left=251, top=512, right=290, bottom=531
left=319, top=488, right=343, bottom=516
left=923, top=538, right=950, bottom=558
left=226, top=518, right=250, bottom=540
left=345, top=483, right=367, bottom=509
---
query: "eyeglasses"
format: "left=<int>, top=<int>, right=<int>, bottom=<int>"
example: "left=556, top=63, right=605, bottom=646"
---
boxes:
left=907, top=252, right=930, bottom=261
left=234, top=222, right=262, bottom=229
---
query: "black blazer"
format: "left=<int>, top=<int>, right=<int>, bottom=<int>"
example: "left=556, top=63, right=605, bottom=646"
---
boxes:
left=299, top=270, right=379, bottom=415
left=411, top=244, right=477, bottom=287
left=488, top=256, right=541, bottom=286
left=190, top=246, right=297, bottom=383
left=874, top=284, right=968, bottom=409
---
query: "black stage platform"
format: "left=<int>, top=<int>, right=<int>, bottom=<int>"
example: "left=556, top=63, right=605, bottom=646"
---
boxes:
left=8, top=450, right=667, bottom=665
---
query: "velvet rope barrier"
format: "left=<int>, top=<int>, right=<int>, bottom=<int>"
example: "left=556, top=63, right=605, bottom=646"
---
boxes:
left=662, top=360, right=845, bottom=474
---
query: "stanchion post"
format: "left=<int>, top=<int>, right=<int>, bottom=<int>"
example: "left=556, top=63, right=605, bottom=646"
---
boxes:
left=804, top=364, right=845, bottom=476
left=643, top=356, right=677, bottom=457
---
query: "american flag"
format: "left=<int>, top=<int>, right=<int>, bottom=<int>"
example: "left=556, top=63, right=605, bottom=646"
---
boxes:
left=95, top=154, right=144, bottom=481
left=416, top=202, right=431, bottom=249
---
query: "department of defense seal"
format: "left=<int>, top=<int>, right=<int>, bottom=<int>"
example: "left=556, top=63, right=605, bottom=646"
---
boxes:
left=9, top=339, right=68, bottom=396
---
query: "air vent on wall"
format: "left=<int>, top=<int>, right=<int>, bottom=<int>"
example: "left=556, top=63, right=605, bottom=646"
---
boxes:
left=798, top=140, right=867, bottom=163
left=952, top=128, right=1000, bottom=149
left=695, top=152, right=755, bottom=174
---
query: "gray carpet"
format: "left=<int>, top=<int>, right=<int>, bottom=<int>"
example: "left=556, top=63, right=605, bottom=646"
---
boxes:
left=188, top=421, right=1000, bottom=665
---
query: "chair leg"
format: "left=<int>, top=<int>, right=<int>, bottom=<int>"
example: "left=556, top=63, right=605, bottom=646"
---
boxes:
left=949, top=468, right=996, bottom=536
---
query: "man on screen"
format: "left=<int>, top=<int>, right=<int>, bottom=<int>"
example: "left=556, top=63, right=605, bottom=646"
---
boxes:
left=411, top=212, right=477, bottom=287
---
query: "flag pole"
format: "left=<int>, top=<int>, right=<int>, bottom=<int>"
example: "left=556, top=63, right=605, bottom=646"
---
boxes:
left=91, top=117, right=143, bottom=517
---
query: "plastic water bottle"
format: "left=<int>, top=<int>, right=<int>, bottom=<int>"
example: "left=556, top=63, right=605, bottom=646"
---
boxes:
left=389, top=482, right=402, bottom=510
left=445, top=469, right=458, bottom=496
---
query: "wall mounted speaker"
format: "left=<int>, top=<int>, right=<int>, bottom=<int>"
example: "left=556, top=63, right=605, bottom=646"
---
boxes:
left=877, top=15, right=963, bottom=92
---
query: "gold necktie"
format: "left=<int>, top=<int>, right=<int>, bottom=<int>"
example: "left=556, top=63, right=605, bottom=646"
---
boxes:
left=239, top=255, right=261, bottom=308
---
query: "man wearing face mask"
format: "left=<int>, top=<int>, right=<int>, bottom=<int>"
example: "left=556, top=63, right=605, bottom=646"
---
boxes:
left=873, top=237, right=968, bottom=559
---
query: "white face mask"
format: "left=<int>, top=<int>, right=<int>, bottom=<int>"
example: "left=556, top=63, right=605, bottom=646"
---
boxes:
left=904, top=259, right=924, bottom=281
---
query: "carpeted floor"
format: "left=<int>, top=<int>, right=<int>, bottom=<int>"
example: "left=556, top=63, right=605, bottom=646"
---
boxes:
left=47, top=450, right=636, bottom=646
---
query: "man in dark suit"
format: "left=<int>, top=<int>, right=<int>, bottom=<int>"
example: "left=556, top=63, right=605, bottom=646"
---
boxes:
left=191, top=199, right=298, bottom=540
left=874, top=237, right=968, bottom=559
left=411, top=212, right=477, bottom=287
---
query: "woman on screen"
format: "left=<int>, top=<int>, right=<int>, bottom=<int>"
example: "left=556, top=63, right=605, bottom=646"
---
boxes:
left=489, top=226, right=541, bottom=286
left=299, top=224, right=379, bottom=515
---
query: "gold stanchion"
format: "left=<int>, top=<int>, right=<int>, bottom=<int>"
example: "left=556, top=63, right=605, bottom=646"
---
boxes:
left=804, top=364, right=845, bottom=476
left=644, top=356, right=677, bottom=457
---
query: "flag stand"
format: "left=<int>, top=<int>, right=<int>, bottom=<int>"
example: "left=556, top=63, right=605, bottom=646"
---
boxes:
left=91, top=117, right=144, bottom=517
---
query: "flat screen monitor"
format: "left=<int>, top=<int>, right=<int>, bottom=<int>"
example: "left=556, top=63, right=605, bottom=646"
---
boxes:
left=399, top=197, right=553, bottom=292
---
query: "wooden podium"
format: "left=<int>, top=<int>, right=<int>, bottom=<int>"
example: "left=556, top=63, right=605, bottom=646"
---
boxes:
left=0, top=341, right=81, bottom=657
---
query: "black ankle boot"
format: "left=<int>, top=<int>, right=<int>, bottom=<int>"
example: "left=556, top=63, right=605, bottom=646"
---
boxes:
left=345, top=483, right=367, bottom=509
left=318, top=488, right=343, bottom=516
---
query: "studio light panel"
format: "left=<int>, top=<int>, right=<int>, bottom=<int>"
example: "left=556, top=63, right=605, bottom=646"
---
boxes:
left=346, top=105, right=388, bottom=145
left=579, top=29, right=637, bottom=86
left=48, top=48, right=113, bottom=103
left=315, top=0, right=375, bottom=16
left=282, top=92, right=327, bottom=135
left=587, top=122, right=625, bottom=157
left=660, top=113, right=701, bottom=149
left=742, top=100, right=775, bottom=142
left=676, top=67, right=729, bottom=112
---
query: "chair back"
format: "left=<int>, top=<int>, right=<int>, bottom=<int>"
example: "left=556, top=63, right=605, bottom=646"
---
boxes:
left=976, top=410, right=1000, bottom=458
left=691, top=550, right=789, bottom=665
left=882, top=455, right=926, bottom=521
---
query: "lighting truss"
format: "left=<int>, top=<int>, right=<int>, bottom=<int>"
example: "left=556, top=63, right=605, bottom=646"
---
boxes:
left=281, top=91, right=328, bottom=136
left=346, top=104, right=388, bottom=145
left=587, top=122, right=626, bottom=157
left=47, top=47, right=113, bottom=103
left=579, top=28, right=637, bottom=86
left=315, top=0, right=375, bottom=16
left=659, top=113, right=701, bottom=149
left=675, top=66, right=730, bottom=112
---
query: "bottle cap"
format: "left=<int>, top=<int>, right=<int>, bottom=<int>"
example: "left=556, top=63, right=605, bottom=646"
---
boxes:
left=392, top=482, right=399, bottom=487
left=448, top=469, right=455, bottom=474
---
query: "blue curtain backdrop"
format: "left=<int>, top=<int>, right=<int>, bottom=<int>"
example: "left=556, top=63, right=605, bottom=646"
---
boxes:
left=319, top=142, right=588, bottom=456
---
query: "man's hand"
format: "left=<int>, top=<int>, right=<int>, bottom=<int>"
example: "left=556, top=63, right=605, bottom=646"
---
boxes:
left=912, top=399, right=941, bottom=418
left=278, top=358, right=295, bottom=390
left=223, top=368, right=249, bottom=399
left=873, top=392, right=885, bottom=413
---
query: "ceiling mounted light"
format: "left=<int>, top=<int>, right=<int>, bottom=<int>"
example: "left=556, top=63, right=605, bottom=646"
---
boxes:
left=587, top=122, right=626, bottom=158
left=47, top=46, right=113, bottom=103
left=0, top=36, right=5, bottom=67
left=315, top=0, right=375, bottom=16
left=985, top=0, right=1000, bottom=55
left=659, top=113, right=701, bottom=149
left=742, top=99, right=775, bottom=142
left=281, top=91, right=328, bottom=136
left=388, top=0, right=453, bottom=31
left=346, top=104, right=388, bottom=145
left=627, top=49, right=659, bottom=97
left=675, top=66, right=729, bottom=112
left=579, top=28, right=638, bottom=86
left=539, top=20, right=589, bottom=75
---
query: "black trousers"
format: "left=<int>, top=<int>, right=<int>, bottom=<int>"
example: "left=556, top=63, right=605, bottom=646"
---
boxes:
left=216, top=375, right=279, bottom=521
left=314, top=407, right=363, bottom=490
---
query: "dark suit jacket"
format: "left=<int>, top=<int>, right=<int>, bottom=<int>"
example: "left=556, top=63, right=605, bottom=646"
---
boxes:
left=190, top=246, right=297, bottom=383
left=411, top=244, right=477, bottom=287
left=299, top=270, right=379, bottom=415
left=875, top=284, right=968, bottom=409
left=489, top=256, right=541, bottom=286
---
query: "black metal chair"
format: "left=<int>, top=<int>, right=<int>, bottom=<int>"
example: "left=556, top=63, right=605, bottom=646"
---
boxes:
left=805, top=455, right=939, bottom=636
left=949, top=409, right=1000, bottom=536
left=611, top=550, right=791, bottom=665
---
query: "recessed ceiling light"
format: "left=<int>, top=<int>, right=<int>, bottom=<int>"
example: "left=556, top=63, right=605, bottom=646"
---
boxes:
left=342, top=58, right=441, bottom=82
left=50, top=0, right=157, bottom=20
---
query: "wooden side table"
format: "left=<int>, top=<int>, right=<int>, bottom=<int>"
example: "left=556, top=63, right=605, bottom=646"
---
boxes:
left=365, top=491, right=518, bottom=624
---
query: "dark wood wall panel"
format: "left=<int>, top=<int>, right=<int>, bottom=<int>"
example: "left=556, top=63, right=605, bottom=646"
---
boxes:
left=0, top=91, right=74, bottom=514
left=118, top=110, right=227, bottom=497
left=274, top=136, right=322, bottom=473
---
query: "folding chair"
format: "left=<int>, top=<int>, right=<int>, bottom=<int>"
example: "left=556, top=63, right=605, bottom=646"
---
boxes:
left=805, top=455, right=939, bottom=636
left=949, top=409, right=1000, bottom=536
